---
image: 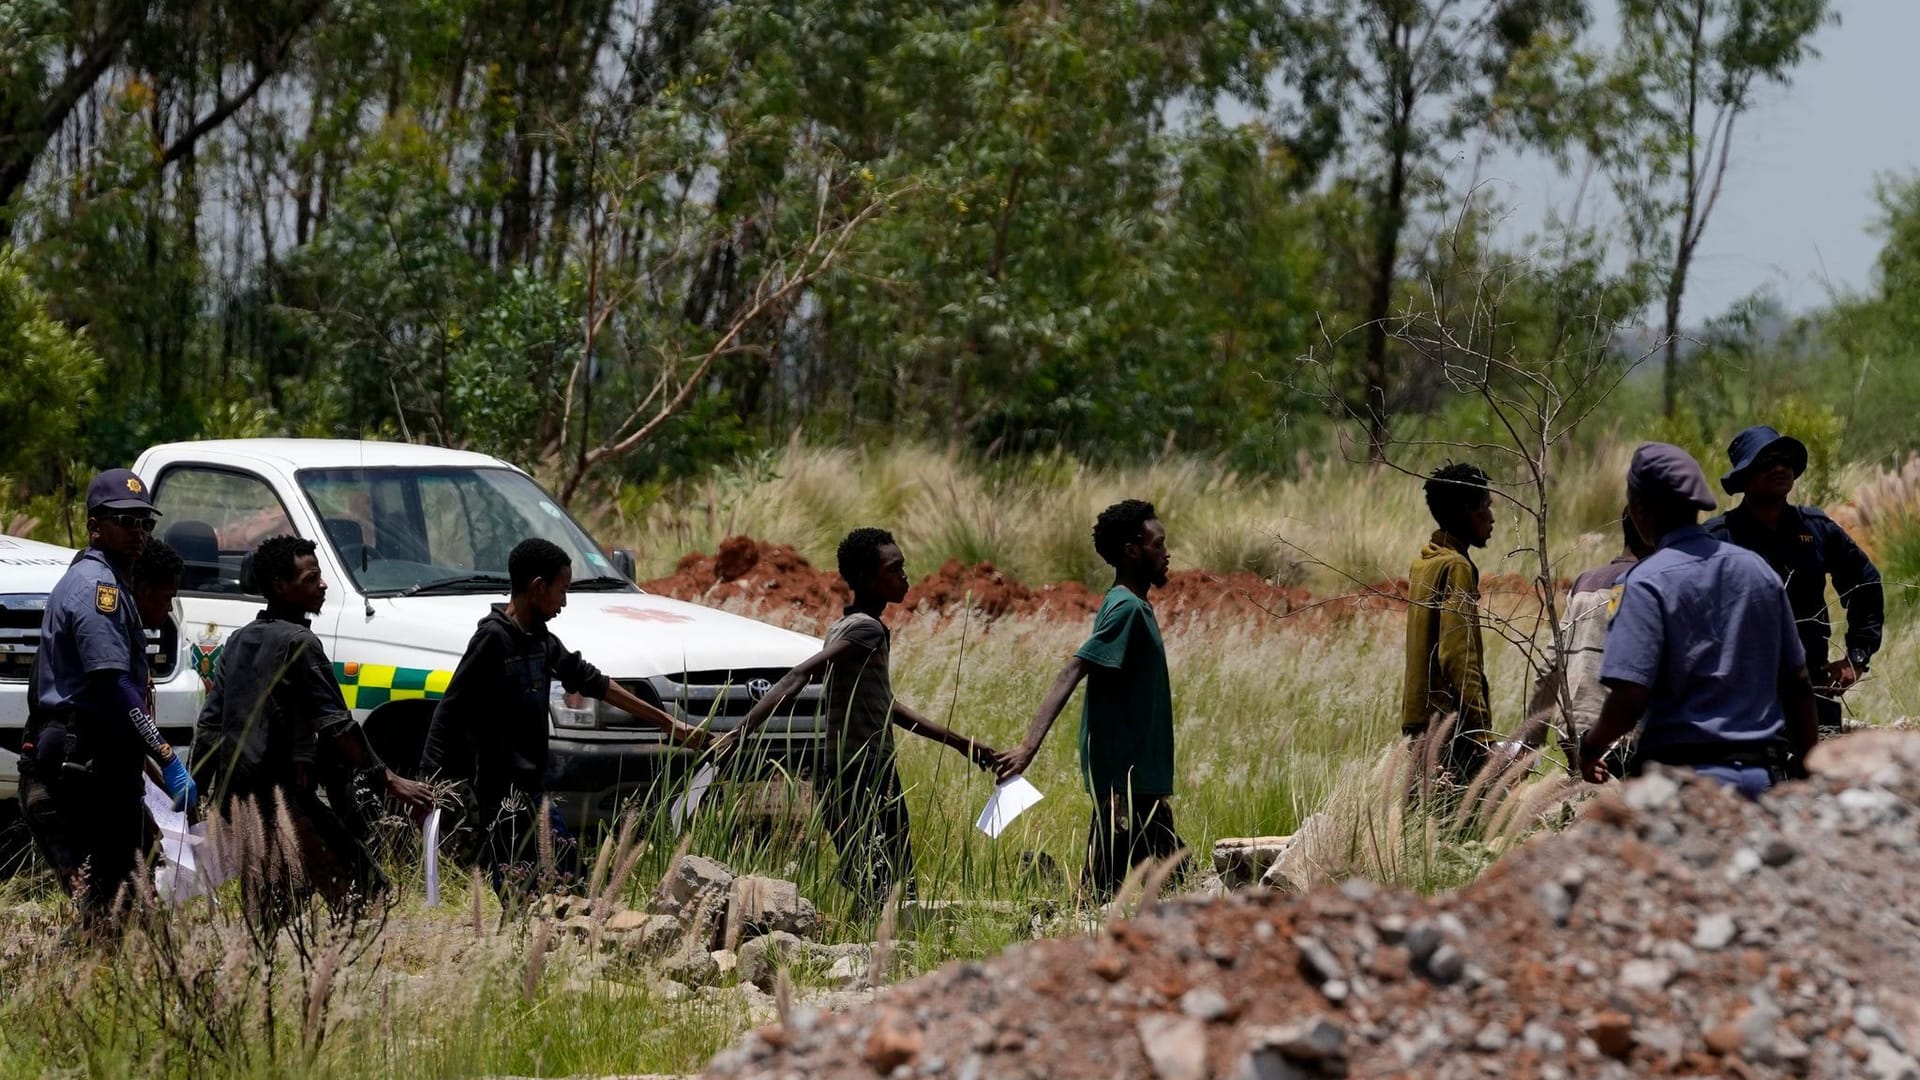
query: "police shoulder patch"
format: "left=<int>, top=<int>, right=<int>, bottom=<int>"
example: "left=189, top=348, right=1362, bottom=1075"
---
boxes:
left=96, top=583, right=119, bottom=614
left=1606, top=583, right=1625, bottom=619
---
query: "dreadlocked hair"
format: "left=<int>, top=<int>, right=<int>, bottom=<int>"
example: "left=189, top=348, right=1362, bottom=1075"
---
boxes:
left=1424, top=461, right=1491, bottom=531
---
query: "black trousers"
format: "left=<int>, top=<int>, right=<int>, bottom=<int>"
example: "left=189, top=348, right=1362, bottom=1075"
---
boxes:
left=1086, top=793, right=1182, bottom=901
left=19, top=759, right=153, bottom=924
left=219, top=780, right=389, bottom=916
left=819, top=756, right=915, bottom=911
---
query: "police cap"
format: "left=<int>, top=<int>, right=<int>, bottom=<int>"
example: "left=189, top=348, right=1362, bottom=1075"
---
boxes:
left=85, top=469, right=162, bottom=516
left=1627, top=443, right=1718, bottom=513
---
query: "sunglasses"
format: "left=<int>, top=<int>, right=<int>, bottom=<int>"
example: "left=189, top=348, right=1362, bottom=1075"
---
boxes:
left=104, top=513, right=157, bottom=533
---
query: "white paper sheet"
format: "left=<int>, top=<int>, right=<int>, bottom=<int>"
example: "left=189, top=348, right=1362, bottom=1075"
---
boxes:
left=422, top=808, right=443, bottom=907
left=669, top=763, right=719, bottom=833
left=143, top=778, right=232, bottom=904
left=975, top=776, right=1044, bottom=839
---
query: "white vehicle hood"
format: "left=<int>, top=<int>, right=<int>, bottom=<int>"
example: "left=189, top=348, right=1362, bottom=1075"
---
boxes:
left=353, top=591, right=821, bottom=677
left=0, top=536, right=79, bottom=592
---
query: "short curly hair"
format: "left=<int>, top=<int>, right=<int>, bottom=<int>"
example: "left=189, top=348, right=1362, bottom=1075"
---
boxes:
left=131, top=537, right=183, bottom=588
left=1424, top=462, right=1491, bottom=531
left=508, top=537, right=572, bottom=594
left=837, top=527, right=897, bottom=584
left=1093, top=500, right=1158, bottom=568
left=253, top=535, right=318, bottom=597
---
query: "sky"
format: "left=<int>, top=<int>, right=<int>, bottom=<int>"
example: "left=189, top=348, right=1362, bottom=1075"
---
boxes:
left=1479, top=0, right=1920, bottom=319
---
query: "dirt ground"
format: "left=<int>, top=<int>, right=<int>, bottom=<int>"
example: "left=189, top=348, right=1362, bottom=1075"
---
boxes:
left=639, top=536, right=1541, bottom=633
left=703, top=730, right=1920, bottom=1079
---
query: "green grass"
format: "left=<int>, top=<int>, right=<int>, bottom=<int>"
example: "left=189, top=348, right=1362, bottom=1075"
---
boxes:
left=9, top=437, right=1920, bottom=1078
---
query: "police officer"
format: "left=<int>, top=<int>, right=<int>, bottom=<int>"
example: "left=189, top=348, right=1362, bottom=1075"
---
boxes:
left=1579, top=444, right=1819, bottom=799
left=19, top=469, right=196, bottom=926
left=1707, top=425, right=1883, bottom=735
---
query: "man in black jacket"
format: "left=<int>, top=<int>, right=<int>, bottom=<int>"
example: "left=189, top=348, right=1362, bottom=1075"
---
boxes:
left=1707, top=426, right=1884, bottom=736
left=421, top=538, right=710, bottom=898
left=193, top=535, right=433, bottom=914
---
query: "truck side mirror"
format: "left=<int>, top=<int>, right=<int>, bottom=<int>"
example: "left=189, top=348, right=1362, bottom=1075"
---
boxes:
left=610, top=548, right=637, bottom=581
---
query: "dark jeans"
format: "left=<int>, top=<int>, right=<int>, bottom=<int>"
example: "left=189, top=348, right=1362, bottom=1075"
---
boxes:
left=819, top=756, right=915, bottom=911
left=19, top=759, right=153, bottom=926
left=1086, top=793, right=1182, bottom=901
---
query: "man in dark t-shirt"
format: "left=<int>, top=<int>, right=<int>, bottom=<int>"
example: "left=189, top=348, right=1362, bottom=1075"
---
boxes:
left=997, top=500, right=1179, bottom=899
left=194, top=536, right=432, bottom=915
left=722, top=528, right=997, bottom=910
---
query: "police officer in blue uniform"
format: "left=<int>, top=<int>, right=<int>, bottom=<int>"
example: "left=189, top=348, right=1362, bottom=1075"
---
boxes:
left=1579, top=444, right=1819, bottom=799
left=1706, top=425, right=1883, bottom=735
left=18, top=469, right=197, bottom=926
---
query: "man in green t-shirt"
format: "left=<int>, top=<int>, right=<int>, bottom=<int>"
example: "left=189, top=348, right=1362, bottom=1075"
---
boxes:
left=996, top=499, right=1179, bottom=899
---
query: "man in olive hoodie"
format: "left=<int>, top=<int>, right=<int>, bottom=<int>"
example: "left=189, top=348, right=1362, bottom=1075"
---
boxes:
left=1402, top=461, right=1496, bottom=788
left=421, top=538, right=710, bottom=897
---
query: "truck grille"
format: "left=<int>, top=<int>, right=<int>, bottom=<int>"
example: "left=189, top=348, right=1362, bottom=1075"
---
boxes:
left=0, top=597, right=177, bottom=682
left=603, top=668, right=823, bottom=735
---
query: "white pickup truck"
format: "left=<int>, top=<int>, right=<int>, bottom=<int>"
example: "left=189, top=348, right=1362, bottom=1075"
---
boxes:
left=1, top=440, right=826, bottom=828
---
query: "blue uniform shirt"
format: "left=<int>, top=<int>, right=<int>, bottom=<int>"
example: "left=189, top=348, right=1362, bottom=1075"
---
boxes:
left=33, top=547, right=147, bottom=714
left=1600, top=525, right=1805, bottom=751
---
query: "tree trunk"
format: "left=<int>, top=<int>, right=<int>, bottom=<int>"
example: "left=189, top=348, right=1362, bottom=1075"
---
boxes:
left=1661, top=256, right=1688, bottom=418
left=1363, top=125, right=1412, bottom=461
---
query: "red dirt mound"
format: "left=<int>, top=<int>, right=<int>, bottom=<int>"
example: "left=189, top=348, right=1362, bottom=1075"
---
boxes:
left=642, top=536, right=851, bottom=623
left=642, top=536, right=1403, bottom=628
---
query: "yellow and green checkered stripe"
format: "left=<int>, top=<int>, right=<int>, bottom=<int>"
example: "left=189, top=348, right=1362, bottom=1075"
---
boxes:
left=334, top=662, right=454, bottom=710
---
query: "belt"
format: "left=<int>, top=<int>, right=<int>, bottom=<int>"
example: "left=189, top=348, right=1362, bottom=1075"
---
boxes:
left=1631, top=739, right=1786, bottom=772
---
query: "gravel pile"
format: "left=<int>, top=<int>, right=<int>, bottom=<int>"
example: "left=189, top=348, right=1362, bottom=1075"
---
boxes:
left=703, top=731, right=1920, bottom=1079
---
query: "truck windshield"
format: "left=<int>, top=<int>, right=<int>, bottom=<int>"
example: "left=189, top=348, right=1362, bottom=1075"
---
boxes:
left=297, top=467, right=634, bottom=597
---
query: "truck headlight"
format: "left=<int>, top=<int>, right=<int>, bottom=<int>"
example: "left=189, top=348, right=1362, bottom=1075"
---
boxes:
left=550, top=684, right=598, bottom=729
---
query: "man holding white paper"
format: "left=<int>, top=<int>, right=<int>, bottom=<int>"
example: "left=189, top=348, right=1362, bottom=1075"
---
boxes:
left=995, top=500, right=1182, bottom=900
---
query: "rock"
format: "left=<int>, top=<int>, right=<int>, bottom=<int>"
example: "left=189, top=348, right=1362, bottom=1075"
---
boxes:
left=737, top=931, right=804, bottom=991
left=1759, top=839, right=1798, bottom=867
left=1619, top=958, right=1675, bottom=993
left=612, top=914, right=685, bottom=960
left=826, top=954, right=865, bottom=989
left=895, top=899, right=1030, bottom=935
left=654, top=854, right=736, bottom=915
left=1473, top=1022, right=1509, bottom=1052
left=862, top=1012, right=922, bottom=1073
left=1136, top=1014, right=1209, bottom=1080
left=1623, top=771, right=1682, bottom=811
left=1211, top=836, right=1296, bottom=887
left=1179, top=986, right=1232, bottom=1022
left=604, top=908, right=651, bottom=933
left=661, top=942, right=722, bottom=987
left=558, top=914, right=597, bottom=939
left=1424, top=945, right=1465, bottom=985
left=1535, top=882, right=1573, bottom=927
left=722, top=875, right=821, bottom=948
left=1259, top=812, right=1338, bottom=894
left=1260, top=1016, right=1349, bottom=1063
left=1692, top=913, right=1737, bottom=951
left=1293, top=935, right=1344, bottom=984
left=712, top=949, right=738, bottom=976
left=1585, top=1012, right=1634, bottom=1060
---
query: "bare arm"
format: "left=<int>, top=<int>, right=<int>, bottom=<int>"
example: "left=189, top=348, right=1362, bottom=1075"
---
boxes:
left=603, top=679, right=714, bottom=750
left=708, top=639, right=857, bottom=759
left=994, top=656, right=1091, bottom=781
left=892, top=700, right=997, bottom=768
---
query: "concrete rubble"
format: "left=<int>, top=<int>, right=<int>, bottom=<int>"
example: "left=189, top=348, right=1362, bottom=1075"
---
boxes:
left=700, top=730, right=1920, bottom=1078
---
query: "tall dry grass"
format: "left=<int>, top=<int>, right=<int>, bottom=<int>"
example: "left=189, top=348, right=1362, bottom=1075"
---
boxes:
left=592, top=437, right=1641, bottom=593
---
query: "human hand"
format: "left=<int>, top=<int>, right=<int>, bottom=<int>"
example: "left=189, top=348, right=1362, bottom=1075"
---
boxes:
left=1825, top=659, right=1860, bottom=694
left=674, top=723, right=713, bottom=752
left=993, top=744, right=1036, bottom=784
left=967, top=741, right=1000, bottom=772
left=384, top=770, right=435, bottom=810
left=1579, top=751, right=1610, bottom=786
left=161, top=756, right=198, bottom=813
left=706, top=729, right=742, bottom=765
